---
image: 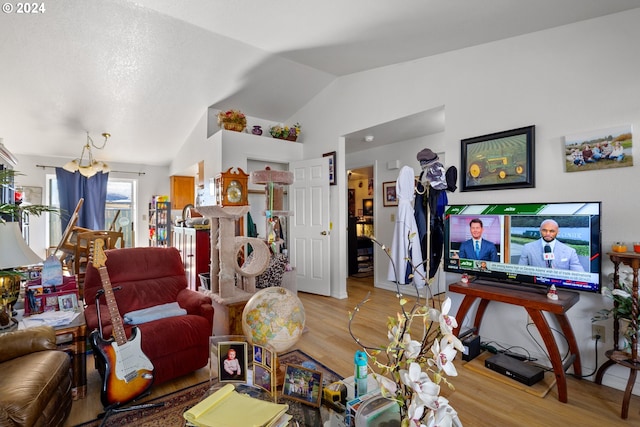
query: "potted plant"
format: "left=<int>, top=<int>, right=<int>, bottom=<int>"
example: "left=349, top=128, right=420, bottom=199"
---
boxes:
left=217, top=109, right=247, bottom=132
left=269, top=123, right=301, bottom=141
left=592, top=269, right=639, bottom=352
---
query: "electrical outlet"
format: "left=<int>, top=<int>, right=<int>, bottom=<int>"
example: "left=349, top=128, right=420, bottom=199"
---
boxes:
left=592, top=325, right=605, bottom=342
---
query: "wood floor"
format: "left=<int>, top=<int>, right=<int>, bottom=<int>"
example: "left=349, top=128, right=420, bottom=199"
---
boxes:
left=66, top=277, right=640, bottom=426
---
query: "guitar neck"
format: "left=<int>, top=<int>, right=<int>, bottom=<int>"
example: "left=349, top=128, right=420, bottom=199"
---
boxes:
left=98, top=266, right=128, bottom=346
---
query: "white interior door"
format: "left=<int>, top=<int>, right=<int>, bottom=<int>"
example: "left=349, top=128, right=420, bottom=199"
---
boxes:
left=289, top=157, right=331, bottom=295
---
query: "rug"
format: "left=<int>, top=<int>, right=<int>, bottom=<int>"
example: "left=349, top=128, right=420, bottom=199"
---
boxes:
left=463, top=351, right=556, bottom=398
left=75, top=349, right=342, bottom=427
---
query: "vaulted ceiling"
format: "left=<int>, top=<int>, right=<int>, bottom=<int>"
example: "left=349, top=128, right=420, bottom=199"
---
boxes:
left=1, top=0, right=638, bottom=166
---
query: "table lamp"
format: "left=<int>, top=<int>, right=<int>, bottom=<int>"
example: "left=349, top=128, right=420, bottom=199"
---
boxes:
left=0, top=221, right=43, bottom=329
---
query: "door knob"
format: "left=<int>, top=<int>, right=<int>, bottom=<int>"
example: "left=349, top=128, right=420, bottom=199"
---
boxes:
left=321, top=231, right=328, bottom=235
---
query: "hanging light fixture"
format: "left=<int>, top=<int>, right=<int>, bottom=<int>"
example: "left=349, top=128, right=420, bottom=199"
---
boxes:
left=62, top=132, right=111, bottom=177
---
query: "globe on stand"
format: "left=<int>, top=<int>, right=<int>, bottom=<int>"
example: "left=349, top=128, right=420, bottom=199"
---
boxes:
left=242, top=287, right=305, bottom=384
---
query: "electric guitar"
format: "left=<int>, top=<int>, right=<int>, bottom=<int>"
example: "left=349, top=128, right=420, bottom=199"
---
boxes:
left=89, top=239, right=154, bottom=408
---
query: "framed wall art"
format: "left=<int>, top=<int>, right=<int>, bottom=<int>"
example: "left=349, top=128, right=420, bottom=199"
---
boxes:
left=323, top=151, right=337, bottom=185
left=382, top=181, right=397, bottom=207
left=362, top=199, right=373, bottom=216
left=563, top=124, right=633, bottom=172
left=461, top=125, right=535, bottom=192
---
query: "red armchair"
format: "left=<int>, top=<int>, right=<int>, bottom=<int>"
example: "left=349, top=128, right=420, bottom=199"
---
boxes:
left=84, top=247, right=213, bottom=385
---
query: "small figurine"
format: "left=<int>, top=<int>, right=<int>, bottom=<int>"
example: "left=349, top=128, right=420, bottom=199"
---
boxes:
left=461, top=273, right=469, bottom=285
left=547, top=284, right=558, bottom=300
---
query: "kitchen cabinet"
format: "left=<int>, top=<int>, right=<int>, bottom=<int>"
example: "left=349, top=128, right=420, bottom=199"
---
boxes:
left=172, top=226, right=210, bottom=291
left=170, top=176, right=195, bottom=211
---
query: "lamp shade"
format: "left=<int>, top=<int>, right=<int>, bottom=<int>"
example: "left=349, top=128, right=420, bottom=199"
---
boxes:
left=0, top=222, right=43, bottom=269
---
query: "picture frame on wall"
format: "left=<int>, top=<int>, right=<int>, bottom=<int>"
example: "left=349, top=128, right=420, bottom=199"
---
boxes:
left=382, top=181, right=398, bottom=207
left=323, top=151, right=337, bottom=185
left=362, top=199, right=373, bottom=216
left=563, top=124, right=633, bottom=172
left=461, top=125, right=535, bottom=192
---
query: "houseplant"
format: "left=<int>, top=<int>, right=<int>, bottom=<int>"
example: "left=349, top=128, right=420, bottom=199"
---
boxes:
left=217, top=109, right=247, bottom=132
left=592, top=268, right=639, bottom=352
left=349, top=235, right=463, bottom=427
left=269, top=123, right=301, bottom=141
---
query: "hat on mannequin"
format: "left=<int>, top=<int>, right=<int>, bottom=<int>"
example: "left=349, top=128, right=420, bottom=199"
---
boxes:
left=416, top=148, right=439, bottom=165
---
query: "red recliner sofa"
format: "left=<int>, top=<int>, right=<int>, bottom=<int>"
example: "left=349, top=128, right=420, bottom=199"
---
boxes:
left=83, top=246, right=213, bottom=386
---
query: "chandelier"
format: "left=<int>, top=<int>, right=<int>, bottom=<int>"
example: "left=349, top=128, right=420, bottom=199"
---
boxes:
left=62, top=132, right=111, bottom=177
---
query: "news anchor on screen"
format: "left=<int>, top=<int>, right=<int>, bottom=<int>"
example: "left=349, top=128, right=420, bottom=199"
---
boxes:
left=518, top=219, right=584, bottom=271
left=457, top=218, right=499, bottom=262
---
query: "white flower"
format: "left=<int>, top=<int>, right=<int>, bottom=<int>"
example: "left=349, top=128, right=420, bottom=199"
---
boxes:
left=438, top=298, right=458, bottom=335
left=430, top=337, right=458, bottom=377
left=424, top=397, right=459, bottom=427
left=373, top=372, right=398, bottom=396
left=407, top=398, right=426, bottom=427
left=400, top=362, right=440, bottom=407
left=612, top=288, right=631, bottom=299
left=403, top=333, right=422, bottom=359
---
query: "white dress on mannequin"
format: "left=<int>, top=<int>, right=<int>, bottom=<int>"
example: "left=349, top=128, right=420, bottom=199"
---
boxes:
left=387, top=165, right=426, bottom=287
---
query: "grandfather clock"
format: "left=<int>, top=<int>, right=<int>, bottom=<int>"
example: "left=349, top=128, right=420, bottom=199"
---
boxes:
left=213, top=167, right=249, bottom=207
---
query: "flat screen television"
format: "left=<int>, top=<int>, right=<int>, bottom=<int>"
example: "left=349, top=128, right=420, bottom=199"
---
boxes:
left=443, top=202, right=601, bottom=293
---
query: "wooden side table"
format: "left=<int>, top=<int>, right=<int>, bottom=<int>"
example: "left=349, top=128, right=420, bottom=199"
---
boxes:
left=595, top=252, right=640, bottom=419
left=449, top=280, right=581, bottom=403
left=15, top=308, right=88, bottom=400
left=54, top=309, right=88, bottom=400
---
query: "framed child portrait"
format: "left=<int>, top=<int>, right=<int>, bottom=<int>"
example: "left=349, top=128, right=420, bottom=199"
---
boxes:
left=282, top=364, right=323, bottom=407
left=218, top=341, right=248, bottom=383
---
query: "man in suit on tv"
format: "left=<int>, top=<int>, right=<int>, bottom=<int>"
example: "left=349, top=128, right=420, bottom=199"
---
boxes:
left=518, top=219, right=584, bottom=271
left=457, top=218, right=499, bottom=262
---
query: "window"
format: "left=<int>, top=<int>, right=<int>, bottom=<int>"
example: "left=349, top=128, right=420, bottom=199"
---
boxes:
left=47, top=175, right=137, bottom=248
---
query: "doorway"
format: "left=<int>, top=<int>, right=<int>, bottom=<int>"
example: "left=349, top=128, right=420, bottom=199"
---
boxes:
left=347, top=166, right=374, bottom=279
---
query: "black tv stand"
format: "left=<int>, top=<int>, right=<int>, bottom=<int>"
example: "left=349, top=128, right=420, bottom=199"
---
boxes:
left=449, top=280, right=582, bottom=403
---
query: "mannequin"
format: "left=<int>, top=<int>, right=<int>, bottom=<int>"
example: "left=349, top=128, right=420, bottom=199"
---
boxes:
left=414, top=148, right=457, bottom=278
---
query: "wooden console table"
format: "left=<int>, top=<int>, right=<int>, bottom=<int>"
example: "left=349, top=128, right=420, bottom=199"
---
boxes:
left=594, top=252, right=640, bottom=419
left=450, top=281, right=581, bottom=403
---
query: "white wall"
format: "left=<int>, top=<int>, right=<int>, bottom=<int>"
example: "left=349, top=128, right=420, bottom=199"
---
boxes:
left=293, top=9, right=640, bottom=393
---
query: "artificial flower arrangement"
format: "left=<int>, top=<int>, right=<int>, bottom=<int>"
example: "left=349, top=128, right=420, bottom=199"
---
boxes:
left=269, top=122, right=301, bottom=140
left=349, top=235, right=463, bottom=427
left=217, top=109, right=247, bottom=131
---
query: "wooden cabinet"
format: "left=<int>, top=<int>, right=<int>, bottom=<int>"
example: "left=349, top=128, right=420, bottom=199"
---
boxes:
left=172, top=226, right=210, bottom=290
left=170, top=176, right=195, bottom=211
left=595, top=252, right=640, bottom=419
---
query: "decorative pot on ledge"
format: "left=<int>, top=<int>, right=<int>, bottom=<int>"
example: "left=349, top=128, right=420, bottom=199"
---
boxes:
left=273, top=134, right=298, bottom=142
left=222, top=122, right=245, bottom=132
